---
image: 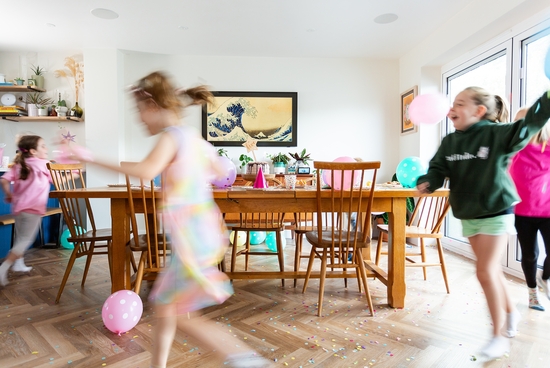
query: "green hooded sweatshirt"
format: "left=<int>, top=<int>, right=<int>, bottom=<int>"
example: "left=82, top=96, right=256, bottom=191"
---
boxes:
left=416, top=91, right=550, bottom=220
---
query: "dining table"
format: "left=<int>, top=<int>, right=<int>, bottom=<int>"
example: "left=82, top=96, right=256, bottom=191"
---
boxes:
left=50, top=185, right=449, bottom=308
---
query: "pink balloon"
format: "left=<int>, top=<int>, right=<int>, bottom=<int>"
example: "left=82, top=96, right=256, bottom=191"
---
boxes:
left=212, top=156, right=237, bottom=188
left=408, top=93, right=450, bottom=125
left=102, top=290, right=143, bottom=336
left=322, top=156, right=360, bottom=190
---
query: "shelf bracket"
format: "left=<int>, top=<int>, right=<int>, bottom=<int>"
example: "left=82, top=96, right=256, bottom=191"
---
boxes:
left=1, top=116, right=18, bottom=122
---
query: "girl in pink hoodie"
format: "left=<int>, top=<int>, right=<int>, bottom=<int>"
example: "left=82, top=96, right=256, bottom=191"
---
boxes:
left=509, top=108, right=550, bottom=311
left=0, top=135, right=52, bottom=286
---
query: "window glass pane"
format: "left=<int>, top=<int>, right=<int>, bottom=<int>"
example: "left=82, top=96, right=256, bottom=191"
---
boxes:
left=445, top=52, right=507, bottom=242
left=523, top=31, right=550, bottom=107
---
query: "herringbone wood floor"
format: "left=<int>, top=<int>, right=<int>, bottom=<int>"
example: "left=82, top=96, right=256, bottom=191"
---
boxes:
left=1, top=239, right=549, bottom=368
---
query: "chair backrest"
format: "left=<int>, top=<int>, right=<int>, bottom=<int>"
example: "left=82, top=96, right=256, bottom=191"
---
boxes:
left=124, top=173, right=168, bottom=270
left=47, top=162, right=95, bottom=237
left=313, top=161, right=380, bottom=249
left=408, top=195, right=450, bottom=234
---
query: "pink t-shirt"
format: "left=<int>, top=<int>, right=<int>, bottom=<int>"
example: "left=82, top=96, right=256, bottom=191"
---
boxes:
left=2, top=157, right=53, bottom=215
left=509, top=143, right=550, bottom=217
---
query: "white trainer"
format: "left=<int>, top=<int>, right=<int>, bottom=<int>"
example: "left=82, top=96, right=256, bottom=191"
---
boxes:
left=12, top=258, right=32, bottom=272
left=537, top=274, right=550, bottom=300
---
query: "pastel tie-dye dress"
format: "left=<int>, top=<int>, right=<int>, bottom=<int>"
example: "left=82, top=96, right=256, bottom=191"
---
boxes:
left=149, top=125, right=233, bottom=315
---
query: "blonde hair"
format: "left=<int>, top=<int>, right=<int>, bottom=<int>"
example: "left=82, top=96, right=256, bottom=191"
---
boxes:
left=132, top=71, right=213, bottom=116
left=463, top=86, right=509, bottom=123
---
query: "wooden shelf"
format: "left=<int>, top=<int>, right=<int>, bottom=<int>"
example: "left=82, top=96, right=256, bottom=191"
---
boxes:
left=1, top=116, right=83, bottom=122
left=0, top=85, right=46, bottom=93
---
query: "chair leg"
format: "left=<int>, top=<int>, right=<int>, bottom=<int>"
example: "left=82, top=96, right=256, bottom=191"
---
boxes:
left=81, top=243, right=94, bottom=287
left=436, top=239, right=450, bottom=293
left=244, top=232, right=250, bottom=271
left=55, top=246, right=81, bottom=304
left=302, top=249, right=317, bottom=293
left=353, top=250, right=362, bottom=294
left=317, top=248, right=328, bottom=317
left=293, top=233, right=303, bottom=288
left=356, top=251, right=374, bottom=316
left=230, top=234, right=237, bottom=273
left=420, top=239, right=427, bottom=280
left=275, top=231, right=285, bottom=287
left=133, top=252, right=147, bottom=294
left=375, top=235, right=383, bottom=265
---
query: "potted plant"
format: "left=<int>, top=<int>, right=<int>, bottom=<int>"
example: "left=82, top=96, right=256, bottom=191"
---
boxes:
left=30, top=65, right=45, bottom=89
left=238, top=154, right=253, bottom=171
left=217, top=148, right=229, bottom=158
left=14, top=77, right=24, bottom=86
left=25, top=92, right=53, bottom=117
left=55, top=93, right=68, bottom=116
left=268, top=152, right=290, bottom=174
left=289, top=149, right=312, bottom=174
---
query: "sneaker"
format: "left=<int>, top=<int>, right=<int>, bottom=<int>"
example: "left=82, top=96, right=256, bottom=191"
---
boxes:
left=225, top=352, right=272, bottom=368
left=529, top=288, right=545, bottom=311
left=11, top=258, right=32, bottom=272
left=537, top=274, right=550, bottom=300
left=480, top=336, right=509, bottom=359
left=503, top=310, right=521, bottom=337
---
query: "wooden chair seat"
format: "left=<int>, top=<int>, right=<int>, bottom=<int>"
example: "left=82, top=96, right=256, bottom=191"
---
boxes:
left=305, top=230, right=370, bottom=248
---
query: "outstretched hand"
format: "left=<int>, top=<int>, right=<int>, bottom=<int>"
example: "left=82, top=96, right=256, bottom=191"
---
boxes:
left=53, top=140, right=94, bottom=163
left=416, top=181, right=431, bottom=195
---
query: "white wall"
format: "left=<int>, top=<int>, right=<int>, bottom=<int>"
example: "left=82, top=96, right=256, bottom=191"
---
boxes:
left=0, top=51, right=86, bottom=157
left=398, top=0, right=550, bottom=163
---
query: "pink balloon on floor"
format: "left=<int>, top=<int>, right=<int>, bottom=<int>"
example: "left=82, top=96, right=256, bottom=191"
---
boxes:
left=322, top=156, right=359, bottom=190
left=102, top=290, right=143, bottom=336
left=408, top=94, right=450, bottom=125
left=212, top=156, right=237, bottom=188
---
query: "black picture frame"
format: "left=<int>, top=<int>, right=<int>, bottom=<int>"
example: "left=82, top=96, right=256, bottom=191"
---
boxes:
left=202, top=91, right=298, bottom=147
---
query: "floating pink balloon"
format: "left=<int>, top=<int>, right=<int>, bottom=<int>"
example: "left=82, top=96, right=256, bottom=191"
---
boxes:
left=102, top=290, right=143, bottom=336
left=408, top=93, right=450, bottom=125
left=212, top=156, right=237, bottom=188
left=322, top=156, right=360, bottom=190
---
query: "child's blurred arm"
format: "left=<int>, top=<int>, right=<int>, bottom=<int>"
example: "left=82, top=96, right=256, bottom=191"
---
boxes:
left=416, top=138, right=450, bottom=194
left=0, top=178, right=12, bottom=203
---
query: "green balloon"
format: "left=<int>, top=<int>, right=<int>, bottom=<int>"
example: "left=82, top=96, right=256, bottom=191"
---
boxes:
left=60, top=227, right=86, bottom=249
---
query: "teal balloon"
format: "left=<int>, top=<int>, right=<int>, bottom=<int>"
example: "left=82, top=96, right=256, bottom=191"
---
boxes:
left=249, top=231, right=266, bottom=245
left=545, top=46, right=550, bottom=80
left=265, top=232, right=286, bottom=252
left=60, top=227, right=86, bottom=249
left=396, top=156, right=427, bottom=188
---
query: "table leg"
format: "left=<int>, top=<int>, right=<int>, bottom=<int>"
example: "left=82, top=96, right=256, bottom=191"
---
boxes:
left=110, top=198, right=129, bottom=292
left=387, top=197, right=406, bottom=308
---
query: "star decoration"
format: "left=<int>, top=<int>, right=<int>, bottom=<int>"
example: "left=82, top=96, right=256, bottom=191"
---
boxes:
left=242, top=137, right=258, bottom=161
left=62, top=131, right=76, bottom=142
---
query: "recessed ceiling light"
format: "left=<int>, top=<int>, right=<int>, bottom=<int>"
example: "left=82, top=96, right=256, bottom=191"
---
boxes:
left=91, top=8, right=119, bottom=20
left=45, top=23, right=56, bottom=28
left=374, top=13, right=398, bottom=24
left=178, top=26, right=189, bottom=31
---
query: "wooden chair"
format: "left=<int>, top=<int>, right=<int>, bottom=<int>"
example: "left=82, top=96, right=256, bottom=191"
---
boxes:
left=227, top=212, right=287, bottom=286
left=124, top=173, right=169, bottom=294
left=47, top=163, right=112, bottom=304
left=302, top=161, right=380, bottom=316
left=374, top=195, right=451, bottom=293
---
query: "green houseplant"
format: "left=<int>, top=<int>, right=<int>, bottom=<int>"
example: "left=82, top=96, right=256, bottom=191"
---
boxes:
left=14, top=77, right=24, bottom=86
left=217, top=148, right=229, bottom=158
left=30, top=65, right=45, bottom=88
left=25, top=92, right=53, bottom=117
left=238, top=154, right=253, bottom=170
left=268, top=152, right=290, bottom=174
left=289, top=149, right=312, bottom=174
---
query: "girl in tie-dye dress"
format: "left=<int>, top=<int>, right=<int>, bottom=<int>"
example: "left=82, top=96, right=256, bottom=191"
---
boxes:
left=71, top=72, right=271, bottom=368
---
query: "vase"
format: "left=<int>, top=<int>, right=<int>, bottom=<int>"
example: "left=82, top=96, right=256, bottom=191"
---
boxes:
left=273, top=162, right=286, bottom=174
left=70, top=102, right=83, bottom=118
left=56, top=106, right=68, bottom=117
left=15, top=79, right=24, bottom=86
left=32, top=75, right=44, bottom=89
left=27, top=104, right=38, bottom=117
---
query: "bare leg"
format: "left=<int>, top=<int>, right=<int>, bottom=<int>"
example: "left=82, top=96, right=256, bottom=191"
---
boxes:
left=150, top=312, right=178, bottom=368
left=469, top=234, right=511, bottom=336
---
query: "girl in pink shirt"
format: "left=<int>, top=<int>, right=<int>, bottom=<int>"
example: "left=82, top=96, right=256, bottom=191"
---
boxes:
left=0, top=135, right=52, bottom=286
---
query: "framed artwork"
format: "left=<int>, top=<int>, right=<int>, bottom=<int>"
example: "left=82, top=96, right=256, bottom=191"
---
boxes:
left=202, top=91, right=298, bottom=147
left=401, top=86, right=418, bottom=135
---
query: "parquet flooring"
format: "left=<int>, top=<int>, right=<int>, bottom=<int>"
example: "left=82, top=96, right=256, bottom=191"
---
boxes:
left=1, top=239, right=549, bottom=368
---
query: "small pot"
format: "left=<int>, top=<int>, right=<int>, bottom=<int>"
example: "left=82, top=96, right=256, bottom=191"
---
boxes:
left=37, top=107, right=49, bottom=116
left=55, top=106, right=68, bottom=117
left=273, top=162, right=286, bottom=174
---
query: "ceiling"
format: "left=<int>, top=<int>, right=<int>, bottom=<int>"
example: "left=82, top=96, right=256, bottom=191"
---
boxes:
left=1, top=0, right=475, bottom=59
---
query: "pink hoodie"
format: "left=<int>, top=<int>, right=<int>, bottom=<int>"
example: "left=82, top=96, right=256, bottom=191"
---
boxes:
left=2, top=157, right=53, bottom=215
left=509, top=143, right=550, bottom=217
